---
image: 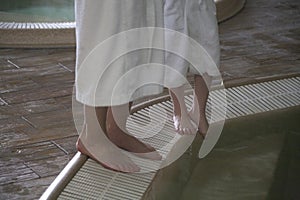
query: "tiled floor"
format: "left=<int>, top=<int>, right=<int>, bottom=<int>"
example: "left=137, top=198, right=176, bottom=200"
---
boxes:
left=0, top=48, right=77, bottom=199
left=0, top=0, right=299, bottom=199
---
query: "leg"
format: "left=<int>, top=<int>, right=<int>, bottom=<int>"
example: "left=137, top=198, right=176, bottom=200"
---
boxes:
left=189, top=73, right=212, bottom=136
left=169, top=85, right=197, bottom=135
left=76, top=105, right=140, bottom=172
left=106, top=103, right=162, bottom=160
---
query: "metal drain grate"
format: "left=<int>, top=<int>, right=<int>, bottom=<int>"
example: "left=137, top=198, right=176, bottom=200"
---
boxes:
left=60, top=162, right=154, bottom=200
left=56, top=77, right=300, bottom=200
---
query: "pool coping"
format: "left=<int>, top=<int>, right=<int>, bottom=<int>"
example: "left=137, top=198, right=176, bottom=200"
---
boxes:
left=0, top=22, right=76, bottom=48
left=0, top=0, right=245, bottom=48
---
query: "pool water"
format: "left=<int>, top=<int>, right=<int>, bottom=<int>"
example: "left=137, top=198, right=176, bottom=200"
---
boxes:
left=0, top=0, right=74, bottom=22
left=144, top=106, right=300, bottom=200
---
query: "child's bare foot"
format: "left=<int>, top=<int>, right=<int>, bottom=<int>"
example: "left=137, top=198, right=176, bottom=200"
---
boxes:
left=172, top=113, right=197, bottom=135
left=169, top=86, right=197, bottom=135
left=106, top=107, right=162, bottom=160
left=190, top=74, right=212, bottom=137
left=77, top=124, right=140, bottom=173
left=188, top=108, right=209, bottom=137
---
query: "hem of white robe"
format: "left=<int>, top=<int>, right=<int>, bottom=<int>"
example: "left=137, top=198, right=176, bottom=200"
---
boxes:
left=76, top=88, right=164, bottom=107
left=165, top=67, right=220, bottom=88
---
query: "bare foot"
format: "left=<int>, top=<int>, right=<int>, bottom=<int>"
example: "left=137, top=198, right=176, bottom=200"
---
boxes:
left=106, top=116, right=162, bottom=160
left=172, top=113, right=197, bottom=135
left=188, top=109, right=209, bottom=137
left=169, top=86, right=197, bottom=135
left=190, top=74, right=212, bottom=138
left=77, top=124, right=140, bottom=173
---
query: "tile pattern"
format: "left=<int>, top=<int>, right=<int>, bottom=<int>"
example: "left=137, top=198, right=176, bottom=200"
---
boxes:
left=0, top=48, right=78, bottom=200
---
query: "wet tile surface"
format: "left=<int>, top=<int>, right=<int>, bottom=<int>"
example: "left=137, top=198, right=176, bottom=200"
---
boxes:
left=0, top=47, right=78, bottom=199
left=0, top=0, right=299, bottom=199
left=219, top=0, right=300, bottom=84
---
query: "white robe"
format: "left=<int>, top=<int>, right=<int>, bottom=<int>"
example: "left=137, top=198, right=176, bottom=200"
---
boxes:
left=75, top=0, right=219, bottom=106
left=164, top=0, right=220, bottom=87
left=75, top=0, right=165, bottom=106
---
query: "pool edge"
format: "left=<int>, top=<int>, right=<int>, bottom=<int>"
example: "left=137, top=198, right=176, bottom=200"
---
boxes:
left=0, top=25, right=76, bottom=48
left=0, top=0, right=245, bottom=48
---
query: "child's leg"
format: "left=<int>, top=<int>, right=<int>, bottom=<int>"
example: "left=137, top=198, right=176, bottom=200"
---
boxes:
left=189, top=74, right=212, bottom=136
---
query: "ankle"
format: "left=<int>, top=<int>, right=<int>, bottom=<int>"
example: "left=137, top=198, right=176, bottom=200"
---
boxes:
left=173, top=110, right=181, bottom=118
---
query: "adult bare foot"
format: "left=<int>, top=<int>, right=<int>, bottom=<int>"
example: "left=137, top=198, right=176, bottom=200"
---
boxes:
left=77, top=124, right=140, bottom=173
left=106, top=106, right=162, bottom=160
left=77, top=105, right=140, bottom=173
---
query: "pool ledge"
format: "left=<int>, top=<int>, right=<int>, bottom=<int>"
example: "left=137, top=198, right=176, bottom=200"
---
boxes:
left=0, top=0, right=245, bottom=48
left=0, top=22, right=75, bottom=48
